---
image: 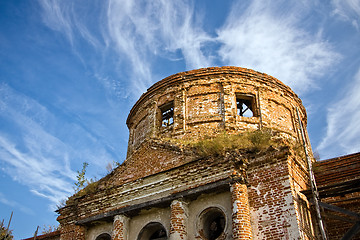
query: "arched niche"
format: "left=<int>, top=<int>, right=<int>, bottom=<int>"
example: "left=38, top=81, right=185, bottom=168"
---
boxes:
left=137, top=222, right=167, bottom=240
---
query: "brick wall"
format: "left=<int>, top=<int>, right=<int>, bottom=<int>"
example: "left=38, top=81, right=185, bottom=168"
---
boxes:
left=231, top=182, right=252, bottom=239
left=170, top=199, right=188, bottom=240
left=59, top=224, right=85, bottom=240
left=126, top=66, right=307, bottom=157
left=112, top=215, right=129, bottom=240
left=247, top=150, right=304, bottom=239
left=322, top=195, right=360, bottom=240
left=59, top=146, right=238, bottom=226
left=311, top=153, right=360, bottom=239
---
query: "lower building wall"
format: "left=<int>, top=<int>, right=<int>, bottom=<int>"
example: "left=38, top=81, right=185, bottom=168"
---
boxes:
left=85, top=222, right=112, bottom=240
left=81, top=191, right=232, bottom=240
left=56, top=149, right=315, bottom=240
left=129, top=207, right=171, bottom=240
left=129, top=191, right=232, bottom=239
left=247, top=154, right=305, bottom=239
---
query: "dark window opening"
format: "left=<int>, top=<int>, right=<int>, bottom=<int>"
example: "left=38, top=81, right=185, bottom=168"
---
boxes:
left=199, top=208, right=226, bottom=240
left=149, top=228, right=167, bottom=240
left=138, top=222, right=167, bottom=240
left=236, top=94, right=255, bottom=117
left=95, top=233, right=111, bottom=240
left=160, top=102, right=174, bottom=127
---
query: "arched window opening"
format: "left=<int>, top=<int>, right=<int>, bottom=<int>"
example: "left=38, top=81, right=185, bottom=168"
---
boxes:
left=198, top=207, right=226, bottom=240
left=138, top=222, right=167, bottom=240
left=236, top=94, right=255, bottom=117
left=160, top=102, right=174, bottom=127
left=95, top=233, right=111, bottom=240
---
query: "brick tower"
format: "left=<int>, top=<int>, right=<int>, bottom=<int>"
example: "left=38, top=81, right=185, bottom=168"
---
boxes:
left=56, top=66, right=315, bottom=239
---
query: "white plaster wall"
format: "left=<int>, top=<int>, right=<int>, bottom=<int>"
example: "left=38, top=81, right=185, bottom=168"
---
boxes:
left=85, top=222, right=113, bottom=240
left=187, top=191, right=232, bottom=239
left=84, top=191, right=233, bottom=240
left=129, top=207, right=171, bottom=240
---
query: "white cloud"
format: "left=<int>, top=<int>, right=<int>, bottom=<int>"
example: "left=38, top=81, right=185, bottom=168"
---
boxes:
left=105, top=0, right=213, bottom=96
left=0, top=133, right=74, bottom=206
left=332, top=0, right=360, bottom=29
left=318, top=68, right=360, bottom=158
left=38, top=0, right=213, bottom=97
left=0, top=84, right=114, bottom=207
left=38, top=0, right=75, bottom=45
left=216, top=0, right=340, bottom=94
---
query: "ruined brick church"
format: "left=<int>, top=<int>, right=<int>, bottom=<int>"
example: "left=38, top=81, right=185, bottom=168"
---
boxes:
left=26, top=67, right=360, bottom=240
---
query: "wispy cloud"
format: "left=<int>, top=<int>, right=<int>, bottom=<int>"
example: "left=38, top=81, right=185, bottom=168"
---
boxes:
left=332, top=0, right=360, bottom=29
left=0, top=84, right=115, bottom=207
left=38, top=0, right=75, bottom=45
left=0, top=136, right=73, bottom=206
left=105, top=0, right=213, bottom=95
left=0, top=192, right=35, bottom=215
left=38, top=0, right=213, bottom=97
left=216, top=0, right=340, bottom=94
left=0, top=84, right=75, bottom=205
left=318, top=68, right=360, bottom=158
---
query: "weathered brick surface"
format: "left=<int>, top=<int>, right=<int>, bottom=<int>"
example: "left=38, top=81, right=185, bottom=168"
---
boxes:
left=112, top=215, right=129, bottom=240
left=247, top=151, right=307, bottom=239
left=59, top=224, right=85, bottom=240
left=126, top=66, right=307, bottom=157
left=60, top=149, right=242, bottom=225
left=231, top=182, right=252, bottom=239
left=170, top=199, right=188, bottom=240
left=321, top=196, right=360, bottom=240
left=109, top=140, right=195, bottom=187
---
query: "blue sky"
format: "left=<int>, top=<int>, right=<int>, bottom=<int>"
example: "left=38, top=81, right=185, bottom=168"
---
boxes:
left=0, top=0, right=359, bottom=238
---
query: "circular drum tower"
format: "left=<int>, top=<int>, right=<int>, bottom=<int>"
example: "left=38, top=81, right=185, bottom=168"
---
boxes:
left=126, top=66, right=307, bottom=156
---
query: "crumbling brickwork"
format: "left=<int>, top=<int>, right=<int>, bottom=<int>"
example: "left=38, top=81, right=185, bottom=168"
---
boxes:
left=170, top=199, right=188, bottom=240
left=231, top=182, right=252, bottom=239
left=126, top=66, right=307, bottom=157
left=112, top=215, right=129, bottom=240
left=52, top=66, right=317, bottom=240
left=247, top=151, right=302, bottom=239
left=59, top=224, right=85, bottom=240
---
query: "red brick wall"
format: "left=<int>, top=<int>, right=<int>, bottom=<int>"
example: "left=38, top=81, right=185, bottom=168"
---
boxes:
left=126, top=66, right=307, bottom=157
left=60, top=225, right=85, bottom=240
left=247, top=153, right=302, bottom=239
left=112, top=215, right=129, bottom=240
left=231, top=182, right=252, bottom=239
left=170, top=199, right=188, bottom=239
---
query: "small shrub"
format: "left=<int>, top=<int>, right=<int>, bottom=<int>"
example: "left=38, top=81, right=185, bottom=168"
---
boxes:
left=71, top=162, right=99, bottom=199
left=0, top=221, right=13, bottom=240
left=74, top=162, right=89, bottom=193
left=84, top=180, right=99, bottom=194
left=41, top=225, right=59, bottom=234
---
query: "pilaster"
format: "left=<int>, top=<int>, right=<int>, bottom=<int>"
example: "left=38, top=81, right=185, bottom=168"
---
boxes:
left=112, top=215, right=129, bottom=240
left=170, top=199, right=188, bottom=240
left=231, top=182, right=252, bottom=239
